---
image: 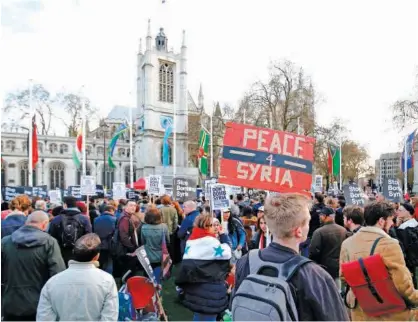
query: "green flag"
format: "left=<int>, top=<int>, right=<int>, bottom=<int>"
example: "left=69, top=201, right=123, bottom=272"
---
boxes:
left=328, top=144, right=341, bottom=177
left=198, top=129, right=210, bottom=176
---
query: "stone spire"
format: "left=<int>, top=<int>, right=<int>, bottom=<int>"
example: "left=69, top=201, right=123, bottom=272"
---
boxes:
left=198, top=83, right=204, bottom=110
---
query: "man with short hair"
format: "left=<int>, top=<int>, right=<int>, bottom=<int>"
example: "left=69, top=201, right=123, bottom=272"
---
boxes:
left=343, top=205, right=364, bottom=234
left=235, top=194, right=349, bottom=321
left=178, top=200, right=200, bottom=255
left=94, top=205, right=117, bottom=273
left=35, top=199, right=47, bottom=211
left=309, top=207, right=347, bottom=288
left=2, top=211, right=65, bottom=321
left=340, top=201, right=418, bottom=320
left=37, top=233, right=118, bottom=321
left=49, top=196, right=92, bottom=266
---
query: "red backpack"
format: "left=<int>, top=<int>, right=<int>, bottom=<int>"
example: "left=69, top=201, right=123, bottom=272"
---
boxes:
left=341, top=237, right=407, bottom=317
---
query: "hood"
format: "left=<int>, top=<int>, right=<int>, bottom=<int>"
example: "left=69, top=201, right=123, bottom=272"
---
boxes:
left=11, top=225, right=49, bottom=247
left=60, top=208, right=81, bottom=216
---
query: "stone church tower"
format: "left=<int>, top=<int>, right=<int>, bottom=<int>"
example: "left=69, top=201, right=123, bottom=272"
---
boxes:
left=135, top=21, right=198, bottom=185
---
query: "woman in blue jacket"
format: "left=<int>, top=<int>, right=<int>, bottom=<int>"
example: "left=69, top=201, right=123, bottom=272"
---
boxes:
left=221, top=208, right=246, bottom=262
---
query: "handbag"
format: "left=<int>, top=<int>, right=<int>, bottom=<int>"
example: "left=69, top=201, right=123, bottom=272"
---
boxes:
left=118, top=285, right=137, bottom=321
left=161, top=230, right=172, bottom=280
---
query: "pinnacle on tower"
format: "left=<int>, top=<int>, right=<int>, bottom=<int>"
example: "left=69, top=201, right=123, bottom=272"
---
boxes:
left=198, top=83, right=204, bottom=110
left=182, top=30, right=186, bottom=48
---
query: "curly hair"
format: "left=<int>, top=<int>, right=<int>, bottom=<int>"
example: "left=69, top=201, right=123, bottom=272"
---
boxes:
left=10, top=195, right=31, bottom=212
left=364, top=201, right=395, bottom=226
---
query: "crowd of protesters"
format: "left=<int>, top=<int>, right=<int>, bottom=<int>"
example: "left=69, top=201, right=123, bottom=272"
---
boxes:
left=1, top=188, right=418, bottom=321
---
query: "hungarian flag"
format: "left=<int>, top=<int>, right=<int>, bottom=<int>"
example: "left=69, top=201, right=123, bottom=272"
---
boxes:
left=327, top=143, right=340, bottom=177
left=72, top=130, right=83, bottom=169
left=28, top=115, right=39, bottom=169
left=198, top=128, right=210, bottom=176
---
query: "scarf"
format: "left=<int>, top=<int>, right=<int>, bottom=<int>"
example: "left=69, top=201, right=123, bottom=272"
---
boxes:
left=188, top=227, right=216, bottom=241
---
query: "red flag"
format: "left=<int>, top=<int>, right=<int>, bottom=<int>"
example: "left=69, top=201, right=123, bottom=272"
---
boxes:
left=32, top=116, right=39, bottom=168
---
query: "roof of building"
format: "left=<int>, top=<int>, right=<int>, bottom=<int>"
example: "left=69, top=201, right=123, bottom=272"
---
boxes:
left=106, top=105, right=134, bottom=121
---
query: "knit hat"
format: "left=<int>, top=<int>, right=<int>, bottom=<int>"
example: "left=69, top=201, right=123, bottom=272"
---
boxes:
left=400, top=202, right=414, bottom=216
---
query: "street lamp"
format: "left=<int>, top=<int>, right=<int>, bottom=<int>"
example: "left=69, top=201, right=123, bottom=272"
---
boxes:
left=100, top=120, right=110, bottom=188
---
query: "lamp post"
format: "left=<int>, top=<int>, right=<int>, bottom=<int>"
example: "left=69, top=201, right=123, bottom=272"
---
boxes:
left=41, top=158, right=45, bottom=185
left=100, top=120, right=110, bottom=188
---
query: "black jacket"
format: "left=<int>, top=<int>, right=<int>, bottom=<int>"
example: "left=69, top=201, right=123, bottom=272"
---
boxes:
left=1, top=225, right=66, bottom=316
left=309, top=222, right=348, bottom=278
left=234, top=242, right=349, bottom=321
left=309, top=203, right=325, bottom=237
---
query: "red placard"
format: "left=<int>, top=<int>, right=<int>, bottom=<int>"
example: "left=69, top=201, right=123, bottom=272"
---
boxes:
left=219, top=122, right=315, bottom=194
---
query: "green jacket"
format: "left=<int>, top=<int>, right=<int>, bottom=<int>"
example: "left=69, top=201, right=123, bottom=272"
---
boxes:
left=1, top=225, right=65, bottom=316
left=141, top=223, right=169, bottom=263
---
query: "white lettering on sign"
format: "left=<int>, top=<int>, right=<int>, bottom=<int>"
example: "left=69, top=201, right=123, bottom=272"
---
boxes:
left=237, top=162, right=293, bottom=187
left=242, top=129, right=305, bottom=158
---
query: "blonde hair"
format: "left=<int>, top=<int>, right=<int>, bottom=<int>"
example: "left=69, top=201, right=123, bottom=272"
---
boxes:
left=264, top=194, right=310, bottom=239
left=193, top=214, right=213, bottom=230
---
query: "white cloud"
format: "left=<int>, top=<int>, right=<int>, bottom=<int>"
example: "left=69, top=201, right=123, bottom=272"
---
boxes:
left=2, top=0, right=418, bottom=162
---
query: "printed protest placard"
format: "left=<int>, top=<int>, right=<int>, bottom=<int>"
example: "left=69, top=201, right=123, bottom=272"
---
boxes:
left=219, top=122, right=315, bottom=194
left=33, top=185, right=48, bottom=198
left=135, top=246, right=158, bottom=287
left=204, top=178, right=217, bottom=198
left=3, top=186, right=25, bottom=201
left=314, top=175, right=323, bottom=192
left=210, top=184, right=229, bottom=210
left=81, top=176, right=96, bottom=195
left=49, top=189, right=61, bottom=204
left=343, top=183, right=365, bottom=206
left=382, top=177, right=403, bottom=203
left=173, top=177, right=197, bottom=202
left=113, top=182, right=126, bottom=200
left=69, top=185, right=82, bottom=200
left=148, top=175, right=162, bottom=195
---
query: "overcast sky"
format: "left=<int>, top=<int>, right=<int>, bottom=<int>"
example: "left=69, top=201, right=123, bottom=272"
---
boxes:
left=2, top=0, right=418, bottom=162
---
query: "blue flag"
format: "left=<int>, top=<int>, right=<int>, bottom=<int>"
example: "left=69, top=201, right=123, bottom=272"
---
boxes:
left=401, top=130, right=415, bottom=172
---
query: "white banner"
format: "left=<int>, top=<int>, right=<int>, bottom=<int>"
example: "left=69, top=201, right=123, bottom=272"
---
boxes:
left=80, top=176, right=96, bottom=195
left=112, top=182, right=126, bottom=200
left=49, top=189, right=62, bottom=204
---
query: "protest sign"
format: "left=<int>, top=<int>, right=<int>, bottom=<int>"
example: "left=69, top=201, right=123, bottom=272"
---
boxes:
left=3, top=186, right=25, bottom=201
left=210, top=184, right=229, bottom=210
left=148, top=175, right=162, bottom=195
left=343, top=183, right=365, bottom=206
left=49, top=189, right=61, bottom=204
left=68, top=185, right=82, bottom=200
left=314, top=175, right=323, bottom=192
left=173, top=177, right=197, bottom=202
left=204, top=178, right=217, bottom=198
left=164, top=187, right=173, bottom=196
left=113, top=182, right=126, bottom=200
left=135, top=246, right=158, bottom=288
left=382, top=177, right=403, bottom=203
left=95, top=185, right=105, bottom=198
left=196, top=188, right=203, bottom=199
left=81, top=176, right=96, bottom=195
left=219, top=122, right=315, bottom=194
left=33, top=185, right=48, bottom=198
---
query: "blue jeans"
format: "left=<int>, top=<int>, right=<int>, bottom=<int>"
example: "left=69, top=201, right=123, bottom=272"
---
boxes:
left=193, top=313, right=217, bottom=321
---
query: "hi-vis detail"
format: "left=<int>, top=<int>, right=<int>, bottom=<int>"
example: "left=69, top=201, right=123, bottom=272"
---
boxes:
left=219, top=122, right=315, bottom=194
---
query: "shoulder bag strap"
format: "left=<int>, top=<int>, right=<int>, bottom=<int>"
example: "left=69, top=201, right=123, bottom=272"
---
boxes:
left=370, top=237, right=384, bottom=255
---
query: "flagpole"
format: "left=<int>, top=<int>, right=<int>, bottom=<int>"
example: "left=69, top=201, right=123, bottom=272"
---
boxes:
left=28, top=79, right=33, bottom=187
left=210, top=113, right=213, bottom=177
left=130, top=107, right=134, bottom=189
left=339, top=135, right=342, bottom=190
left=404, top=134, right=408, bottom=194
left=81, top=91, right=87, bottom=177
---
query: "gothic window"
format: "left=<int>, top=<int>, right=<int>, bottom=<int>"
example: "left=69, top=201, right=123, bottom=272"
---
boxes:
left=49, top=162, right=65, bottom=189
left=1, top=161, right=6, bottom=186
left=59, top=144, right=68, bottom=154
left=6, top=140, right=15, bottom=152
left=86, top=145, right=92, bottom=156
left=22, top=141, right=28, bottom=152
left=20, top=161, right=37, bottom=186
left=76, top=164, right=92, bottom=185
left=159, top=63, right=174, bottom=103
left=97, top=146, right=104, bottom=155
left=102, top=165, right=114, bottom=189
left=118, top=148, right=125, bottom=157
left=49, top=143, right=58, bottom=153
left=124, top=165, right=137, bottom=185
left=38, top=142, right=43, bottom=153
left=160, top=143, right=172, bottom=165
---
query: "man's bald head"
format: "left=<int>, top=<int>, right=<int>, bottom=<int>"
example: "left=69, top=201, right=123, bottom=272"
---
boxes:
left=183, top=200, right=197, bottom=215
left=26, top=211, right=50, bottom=231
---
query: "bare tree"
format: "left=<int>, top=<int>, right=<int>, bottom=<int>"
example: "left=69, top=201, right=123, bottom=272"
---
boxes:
left=55, top=92, right=97, bottom=137
left=235, top=60, right=317, bottom=135
left=392, top=73, right=418, bottom=130
left=3, top=84, right=54, bottom=135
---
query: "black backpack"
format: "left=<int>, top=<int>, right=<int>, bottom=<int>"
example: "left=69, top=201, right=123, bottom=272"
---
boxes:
left=61, top=214, right=84, bottom=248
left=403, top=226, right=418, bottom=268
